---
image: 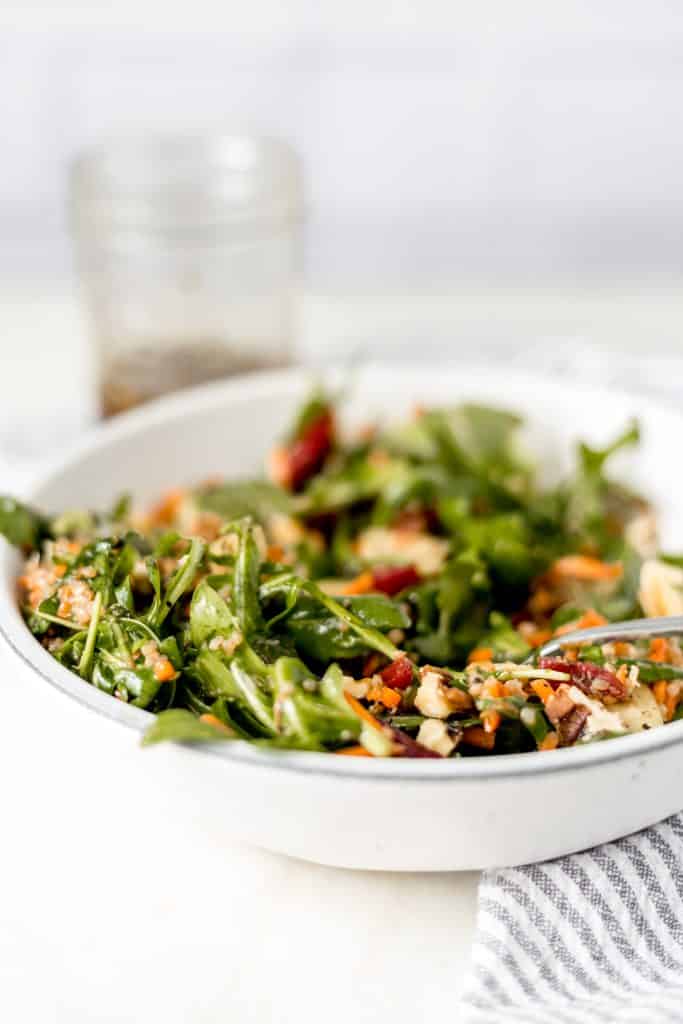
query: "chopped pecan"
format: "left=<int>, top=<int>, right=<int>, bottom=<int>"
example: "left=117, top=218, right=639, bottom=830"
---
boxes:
left=557, top=706, right=590, bottom=746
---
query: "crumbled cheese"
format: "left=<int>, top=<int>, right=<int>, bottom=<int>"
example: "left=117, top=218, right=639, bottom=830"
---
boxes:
left=417, top=719, right=456, bottom=757
left=356, top=527, right=450, bottom=577
left=639, top=559, right=683, bottom=618
left=611, top=684, right=664, bottom=732
left=565, top=686, right=626, bottom=741
left=569, top=682, right=664, bottom=741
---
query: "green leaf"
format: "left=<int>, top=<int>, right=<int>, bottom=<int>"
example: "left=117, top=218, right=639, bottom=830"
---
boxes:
left=190, top=580, right=237, bottom=647
left=566, top=421, right=640, bottom=544
left=477, top=612, right=530, bottom=662
left=147, top=537, right=206, bottom=630
left=142, top=709, right=235, bottom=746
left=0, top=496, right=48, bottom=550
left=298, top=457, right=403, bottom=514
left=77, top=590, right=103, bottom=679
left=343, top=594, right=411, bottom=630
left=287, top=616, right=370, bottom=662
left=232, top=521, right=264, bottom=636
left=192, top=649, right=275, bottom=734
left=199, top=480, right=293, bottom=521
left=109, top=492, right=132, bottom=522
left=288, top=388, right=332, bottom=441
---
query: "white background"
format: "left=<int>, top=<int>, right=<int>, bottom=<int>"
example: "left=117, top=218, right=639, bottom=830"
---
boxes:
left=3, top=3, right=683, bottom=288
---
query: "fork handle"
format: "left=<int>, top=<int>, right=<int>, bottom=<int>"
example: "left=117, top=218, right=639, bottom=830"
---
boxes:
left=532, top=615, right=683, bottom=661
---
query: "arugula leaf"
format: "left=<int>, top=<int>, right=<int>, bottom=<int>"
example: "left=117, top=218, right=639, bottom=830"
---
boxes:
left=142, top=709, right=235, bottom=746
left=0, top=496, right=48, bottom=550
left=190, top=580, right=237, bottom=647
left=199, top=480, right=293, bottom=521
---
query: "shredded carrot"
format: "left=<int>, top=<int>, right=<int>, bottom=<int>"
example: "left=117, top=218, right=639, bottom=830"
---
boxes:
left=555, top=609, right=608, bottom=636
left=481, top=679, right=503, bottom=699
left=665, top=687, right=680, bottom=721
left=153, top=658, right=177, bottom=683
left=148, top=487, right=185, bottom=526
left=54, top=564, right=67, bottom=579
left=336, top=744, right=373, bottom=757
left=341, top=571, right=375, bottom=596
left=653, top=680, right=669, bottom=707
left=268, top=446, right=293, bottom=489
left=198, top=713, right=233, bottom=735
left=482, top=710, right=502, bottom=734
left=527, top=628, right=552, bottom=647
left=468, top=647, right=494, bottom=664
left=550, top=555, right=623, bottom=582
left=648, top=638, right=671, bottom=663
left=539, top=732, right=559, bottom=751
left=531, top=679, right=554, bottom=704
left=366, top=683, right=402, bottom=709
left=344, top=692, right=384, bottom=731
left=266, top=544, right=285, bottom=562
left=613, top=641, right=632, bottom=657
left=462, top=725, right=496, bottom=750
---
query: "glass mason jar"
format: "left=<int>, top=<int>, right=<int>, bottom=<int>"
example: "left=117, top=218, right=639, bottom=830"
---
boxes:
left=70, top=135, right=304, bottom=416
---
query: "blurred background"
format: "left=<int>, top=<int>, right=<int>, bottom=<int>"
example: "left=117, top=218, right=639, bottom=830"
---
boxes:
left=2, top=2, right=683, bottom=451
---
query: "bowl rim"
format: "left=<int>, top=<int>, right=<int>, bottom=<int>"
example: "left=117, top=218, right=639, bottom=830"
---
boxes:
left=3, top=362, right=683, bottom=783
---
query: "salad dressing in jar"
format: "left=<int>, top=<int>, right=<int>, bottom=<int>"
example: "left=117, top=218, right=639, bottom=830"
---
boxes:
left=70, top=135, right=304, bottom=416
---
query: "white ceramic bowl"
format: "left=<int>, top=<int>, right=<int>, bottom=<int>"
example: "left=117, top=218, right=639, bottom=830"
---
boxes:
left=2, top=365, right=683, bottom=871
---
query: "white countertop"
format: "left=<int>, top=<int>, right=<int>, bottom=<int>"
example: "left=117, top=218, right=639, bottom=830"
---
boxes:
left=2, top=279, right=682, bottom=1022
left=0, top=647, right=479, bottom=1023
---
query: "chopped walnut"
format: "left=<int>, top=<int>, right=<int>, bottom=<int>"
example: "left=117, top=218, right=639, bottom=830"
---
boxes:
left=415, top=667, right=473, bottom=719
left=417, top=718, right=458, bottom=757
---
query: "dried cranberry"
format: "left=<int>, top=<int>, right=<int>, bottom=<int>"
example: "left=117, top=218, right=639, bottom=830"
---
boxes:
left=288, top=411, right=334, bottom=491
left=371, top=564, right=421, bottom=596
left=379, top=656, right=414, bottom=690
left=538, top=658, right=627, bottom=701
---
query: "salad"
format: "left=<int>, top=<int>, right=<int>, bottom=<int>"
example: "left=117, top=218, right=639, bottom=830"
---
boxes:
left=2, top=391, right=683, bottom=760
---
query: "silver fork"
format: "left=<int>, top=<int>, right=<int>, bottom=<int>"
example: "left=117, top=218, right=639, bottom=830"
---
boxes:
left=529, top=615, right=683, bottom=661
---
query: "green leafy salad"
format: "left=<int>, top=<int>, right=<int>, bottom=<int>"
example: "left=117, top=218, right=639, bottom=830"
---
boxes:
left=3, top=390, right=683, bottom=759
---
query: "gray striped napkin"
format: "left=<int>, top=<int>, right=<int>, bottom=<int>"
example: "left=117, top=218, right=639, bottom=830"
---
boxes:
left=462, top=815, right=683, bottom=1023
left=463, top=345, right=683, bottom=1024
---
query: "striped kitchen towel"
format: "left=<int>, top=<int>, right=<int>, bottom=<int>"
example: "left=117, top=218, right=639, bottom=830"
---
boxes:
left=461, top=345, right=683, bottom=1023
left=462, top=813, right=683, bottom=1023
